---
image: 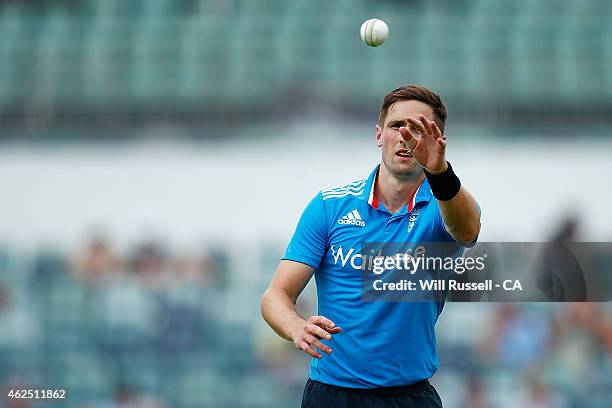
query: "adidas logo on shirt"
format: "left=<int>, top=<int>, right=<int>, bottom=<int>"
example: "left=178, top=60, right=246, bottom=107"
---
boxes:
left=338, top=209, right=366, bottom=227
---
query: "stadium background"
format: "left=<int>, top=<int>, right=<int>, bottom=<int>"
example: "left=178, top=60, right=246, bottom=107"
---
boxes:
left=0, top=0, right=611, bottom=407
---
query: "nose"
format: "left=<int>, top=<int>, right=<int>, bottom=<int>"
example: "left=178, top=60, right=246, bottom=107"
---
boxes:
left=398, top=131, right=412, bottom=145
left=399, top=127, right=421, bottom=144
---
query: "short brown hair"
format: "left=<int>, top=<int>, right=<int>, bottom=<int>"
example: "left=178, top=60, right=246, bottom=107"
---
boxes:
left=378, top=85, right=448, bottom=133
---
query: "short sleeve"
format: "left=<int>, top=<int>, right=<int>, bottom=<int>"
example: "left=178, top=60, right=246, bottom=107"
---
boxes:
left=282, top=193, right=329, bottom=269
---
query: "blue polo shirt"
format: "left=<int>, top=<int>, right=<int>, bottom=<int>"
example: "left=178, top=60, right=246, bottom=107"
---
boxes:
left=283, top=164, right=468, bottom=388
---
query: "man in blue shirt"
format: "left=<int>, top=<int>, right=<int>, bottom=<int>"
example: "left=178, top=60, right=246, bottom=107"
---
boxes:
left=261, top=85, right=481, bottom=407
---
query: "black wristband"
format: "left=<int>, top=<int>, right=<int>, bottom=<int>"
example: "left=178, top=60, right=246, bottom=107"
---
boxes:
left=424, top=161, right=461, bottom=201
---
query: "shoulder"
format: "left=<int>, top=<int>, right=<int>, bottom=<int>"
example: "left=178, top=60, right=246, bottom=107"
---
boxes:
left=320, top=178, right=367, bottom=201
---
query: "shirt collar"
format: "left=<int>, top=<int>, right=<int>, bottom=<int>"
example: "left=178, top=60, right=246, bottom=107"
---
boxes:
left=360, top=164, right=432, bottom=212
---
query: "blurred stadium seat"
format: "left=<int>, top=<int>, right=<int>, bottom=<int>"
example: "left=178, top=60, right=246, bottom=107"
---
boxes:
left=0, top=0, right=610, bottom=122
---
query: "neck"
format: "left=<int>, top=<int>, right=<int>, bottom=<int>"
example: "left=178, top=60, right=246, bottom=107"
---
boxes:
left=375, top=164, right=424, bottom=214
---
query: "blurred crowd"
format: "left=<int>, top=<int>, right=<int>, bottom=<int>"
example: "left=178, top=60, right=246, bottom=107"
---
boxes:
left=68, top=235, right=228, bottom=290
left=0, top=231, right=610, bottom=407
left=449, top=303, right=612, bottom=407
left=0, top=235, right=234, bottom=408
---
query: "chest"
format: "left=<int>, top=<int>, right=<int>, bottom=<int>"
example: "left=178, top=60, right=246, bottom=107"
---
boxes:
left=328, top=203, right=432, bottom=248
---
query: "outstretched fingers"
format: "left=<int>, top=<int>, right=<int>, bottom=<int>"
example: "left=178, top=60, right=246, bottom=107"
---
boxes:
left=428, top=119, right=445, bottom=140
left=418, top=114, right=433, bottom=135
left=399, top=126, right=419, bottom=150
left=406, top=117, right=427, bottom=135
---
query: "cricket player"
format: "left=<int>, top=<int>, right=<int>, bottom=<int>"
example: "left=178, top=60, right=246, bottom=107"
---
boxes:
left=261, top=85, right=481, bottom=407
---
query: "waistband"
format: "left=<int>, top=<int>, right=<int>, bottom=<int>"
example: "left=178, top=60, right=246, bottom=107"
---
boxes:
left=308, top=378, right=431, bottom=396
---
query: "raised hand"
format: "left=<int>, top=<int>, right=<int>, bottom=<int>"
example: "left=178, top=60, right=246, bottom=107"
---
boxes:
left=399, top=114, right=448, bottom=174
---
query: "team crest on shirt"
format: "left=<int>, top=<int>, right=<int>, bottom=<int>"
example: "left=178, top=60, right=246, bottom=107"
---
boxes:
left=407, top=208, right=420, bottom=233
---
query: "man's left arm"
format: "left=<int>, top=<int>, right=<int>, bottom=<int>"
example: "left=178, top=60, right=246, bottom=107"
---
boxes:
left=436, top=184, right=481, bottom=243
left=400, top=114, right=481, bottom=243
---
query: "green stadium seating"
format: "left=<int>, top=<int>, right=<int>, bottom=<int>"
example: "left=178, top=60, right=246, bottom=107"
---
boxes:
left=0, top=0, right=609, bottom=116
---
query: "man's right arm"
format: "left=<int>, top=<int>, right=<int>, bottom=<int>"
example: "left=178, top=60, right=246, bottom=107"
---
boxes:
left=261, top=260, right=341, bottom=359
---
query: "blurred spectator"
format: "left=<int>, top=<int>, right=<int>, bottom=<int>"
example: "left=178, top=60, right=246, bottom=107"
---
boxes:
left=481, top=305, right=552, bottom=372
left=31, top=250, right=68, bottom=284
left=550, top=215, right=580, bottom=242
left=6, top=398, right=31, bottom=408
left=130, top=240, right=171, bottom=289
left=0, top=284, right=38, bottom=348
left=515, top=376, right=568, bottom=408
left=71, top=235, right=122, bottom=284
left=459, top=375, right=490, bottom=408
left=172, top=246, right=229, bottom=289
left=155, top=299, right=204, bottom=354
left=3, top=377, right=35, bottom=408
left=95, top=384, right=166, bottom=408
left=533, top=215, right=587, bottom=301
left=548, top=303, right=612, bottom=392
left=172, top=254, right=202, bottom=283
left=199, top=247, right=229, bottom=289
left=556, top=303, right=612, bottom=352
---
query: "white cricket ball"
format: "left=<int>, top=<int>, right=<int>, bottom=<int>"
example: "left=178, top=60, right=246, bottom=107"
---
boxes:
left=360, top=18, right=389, bottom=47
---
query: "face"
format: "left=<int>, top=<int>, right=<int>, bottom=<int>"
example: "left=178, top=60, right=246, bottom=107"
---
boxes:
left=376, top=100, right=435, bottom=179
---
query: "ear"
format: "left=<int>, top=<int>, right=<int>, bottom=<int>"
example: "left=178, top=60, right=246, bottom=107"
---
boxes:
left=375, top=125, right=382, bottom=147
